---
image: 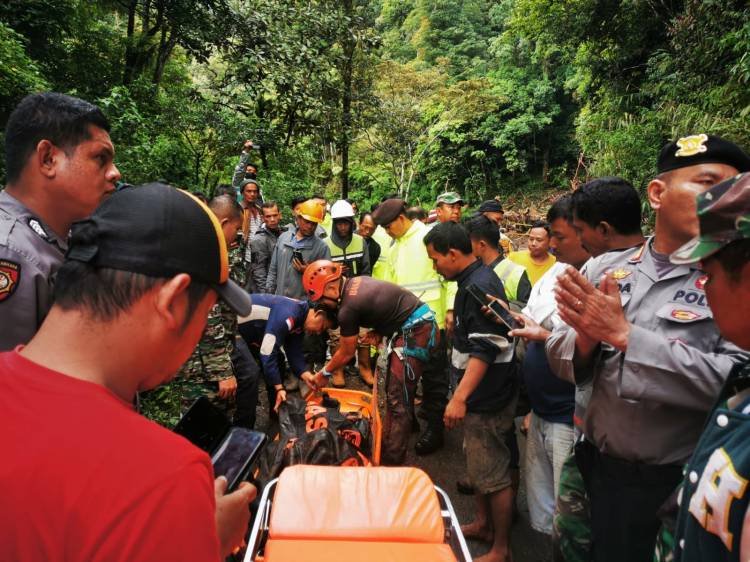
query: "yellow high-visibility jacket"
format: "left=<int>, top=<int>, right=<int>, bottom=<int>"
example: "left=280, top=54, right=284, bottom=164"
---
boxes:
left=384, top=220, right=449, bottom=329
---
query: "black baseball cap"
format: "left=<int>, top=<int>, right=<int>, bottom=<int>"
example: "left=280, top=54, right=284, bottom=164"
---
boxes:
left=657, top=134, right=750, bottom=174
left=67, top=182, right=252, bottom=315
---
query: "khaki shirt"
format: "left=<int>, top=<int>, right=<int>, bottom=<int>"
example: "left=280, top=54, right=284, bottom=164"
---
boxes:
left=546, top=238, right=749, bottom=465
left=0, top=191, right=67, bottom=350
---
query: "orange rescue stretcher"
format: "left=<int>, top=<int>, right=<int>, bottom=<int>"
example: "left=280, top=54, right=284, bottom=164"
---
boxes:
left=305, top=386, right=382, bottom=465
left=244, top=465, right=472, bottom=562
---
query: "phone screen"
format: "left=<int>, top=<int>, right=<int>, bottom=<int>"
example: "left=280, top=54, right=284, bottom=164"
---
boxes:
left=212, top=428, right=267, bottom=490
left=174, top=396, right=231, bottom=454
left=488, top=299, right=522, bottom=330
left=465, top=283, right=520, bottom=331
left=175, top=398, right=267, bottom=492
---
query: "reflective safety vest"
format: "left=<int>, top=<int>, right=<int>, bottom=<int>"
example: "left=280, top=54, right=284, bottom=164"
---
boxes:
left=326, top=233, right=366, bottom=275
left=371, top=225, right=392, bottom=281
left=386, top=220, right=447, bottom=329
left=493, top=258, right=525, bottom=302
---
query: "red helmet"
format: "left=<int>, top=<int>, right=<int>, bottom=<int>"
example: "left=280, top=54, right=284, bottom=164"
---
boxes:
left=303, top=260, right=343, bottom=301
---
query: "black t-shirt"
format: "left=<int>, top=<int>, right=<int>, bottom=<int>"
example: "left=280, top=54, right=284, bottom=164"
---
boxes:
left=337, top=276, right=421, bottom=337
left=365, top=238, right=381, bottom=267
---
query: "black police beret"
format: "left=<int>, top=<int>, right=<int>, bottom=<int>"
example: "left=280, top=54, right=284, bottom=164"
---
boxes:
left=657, top=134, right=750, bottom=174
left=372, top=198, right=406, bottom=226
left=478, top=200, right=504, bottom=213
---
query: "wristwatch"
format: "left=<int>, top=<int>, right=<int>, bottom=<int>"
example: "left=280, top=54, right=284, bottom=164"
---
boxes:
left=321, top=367, right=333, bottom=378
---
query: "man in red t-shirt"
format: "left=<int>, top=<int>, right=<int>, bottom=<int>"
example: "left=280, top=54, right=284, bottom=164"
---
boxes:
left=0, top=183, right=256, bottom=561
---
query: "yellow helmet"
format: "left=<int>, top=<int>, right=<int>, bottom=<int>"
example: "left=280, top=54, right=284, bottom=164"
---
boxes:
left=297, top=199, right=325, bottom=224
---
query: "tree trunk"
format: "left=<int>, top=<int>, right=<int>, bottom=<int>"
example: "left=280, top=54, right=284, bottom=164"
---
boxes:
left=152, top=28, right=176, bottom=86
left=339, top=0, right=354, bottom=200
left=122, top=0, right=139, bottom=85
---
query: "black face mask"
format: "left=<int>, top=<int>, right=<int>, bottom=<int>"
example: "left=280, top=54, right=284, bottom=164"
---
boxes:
left=245, top=172, right=257, bottom=180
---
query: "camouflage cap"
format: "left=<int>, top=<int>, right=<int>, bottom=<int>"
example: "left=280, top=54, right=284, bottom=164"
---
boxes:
left=436, top=191, right=464, bottom=205
left=670, top=172, right=750, bottom=264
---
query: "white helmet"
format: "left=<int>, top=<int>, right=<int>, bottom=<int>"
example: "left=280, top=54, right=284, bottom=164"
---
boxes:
left=330, top=199, right=355, bottom=220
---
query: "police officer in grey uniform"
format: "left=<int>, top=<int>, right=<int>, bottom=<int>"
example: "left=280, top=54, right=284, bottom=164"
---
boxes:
left=0, top=93, right=120, bottom=350
left=545, top=134, right=750, bottom=562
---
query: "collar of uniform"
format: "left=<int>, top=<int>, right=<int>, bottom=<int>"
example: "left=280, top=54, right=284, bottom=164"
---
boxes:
left=627, top=240, right=648, bottom=264
left=455, top=258, right=483, bottom=286
left=489, top=255, right=503, bottom=269
left=0, top=190, right=68, bottom=252
left=640, top=237, right=694, bottom=283
left=400, top=219, right=425, bottom=243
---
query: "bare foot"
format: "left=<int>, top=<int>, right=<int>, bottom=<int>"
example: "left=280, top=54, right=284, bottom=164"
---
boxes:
left=460, top=521, right=493, bottom=543
left=474, top=547, right=512, bottom=562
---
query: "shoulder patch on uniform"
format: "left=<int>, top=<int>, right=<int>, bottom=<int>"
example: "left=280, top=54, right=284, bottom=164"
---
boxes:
left=0, top=259, right=21, bottom=302
left=286, top=317, right=295, bottom=331
left=675, top=134, right=709, bottom=157
left=695, top=275, right=708, bottom=291
left=27, top=218, right=49, bottom=240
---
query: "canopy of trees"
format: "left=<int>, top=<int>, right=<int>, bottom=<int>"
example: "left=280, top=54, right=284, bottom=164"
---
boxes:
left=1, top=0, right=748, bottom=211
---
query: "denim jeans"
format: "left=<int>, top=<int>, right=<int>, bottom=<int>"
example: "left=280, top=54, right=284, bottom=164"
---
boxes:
left=525, top=412, right=574, bottom=534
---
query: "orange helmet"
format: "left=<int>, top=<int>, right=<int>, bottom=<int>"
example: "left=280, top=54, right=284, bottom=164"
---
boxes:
left=297, top=199, right=325, bottom=224
left=303, top=260, right=342, bottom=301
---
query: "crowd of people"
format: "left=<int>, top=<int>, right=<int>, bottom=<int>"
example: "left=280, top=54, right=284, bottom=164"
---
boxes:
left=2, top=91, right=750, bottom=562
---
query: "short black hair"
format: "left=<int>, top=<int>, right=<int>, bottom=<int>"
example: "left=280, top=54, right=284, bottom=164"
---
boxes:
left=5, top=92, right=111, bottom=184
left=423, top=221, right=472, bottom=255
left=571, top=177, right=642, bottom=235
left=547, top=194, right=574, bottom=224
left=713, top=239, right=750, bottom=283
left=406, top=206, right=428, bottom=221
left=291, top=195, right=307, bottom=208
left=54, top=264, right=209, bottom=324
left=213, top=183, right=235, bottom=198
left=465, top=215, right=500, bottom=248
left=261, top=200, right=279, bottom=212
left=529, top=220, right=551, bottom=237
left=359, top=211, right=373, bottom=223
left=209, top=194, right=243, bottom=221
left=246, top=162, right=258, bottom=169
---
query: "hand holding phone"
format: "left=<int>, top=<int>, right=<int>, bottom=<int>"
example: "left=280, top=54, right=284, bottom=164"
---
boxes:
left=465, top=283, right=522, bottom=331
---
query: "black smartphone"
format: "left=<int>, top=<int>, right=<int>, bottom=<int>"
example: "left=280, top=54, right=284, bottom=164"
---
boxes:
left=174, top=397, right=267, bottom=491
left=211, top=427, right=267, bottom=491
left=465, top=283, right=521, bottom=331
left=292, top=249, right=304, bottom=263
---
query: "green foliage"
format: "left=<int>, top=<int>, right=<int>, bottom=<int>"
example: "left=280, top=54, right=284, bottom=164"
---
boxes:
left=0, top=22, right=48, bottom=118
left=139, top=384, right=183, bottom=429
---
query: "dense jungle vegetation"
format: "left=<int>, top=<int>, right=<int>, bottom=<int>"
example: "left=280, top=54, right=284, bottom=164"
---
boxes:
left=2, top=0, right=749, bottom=210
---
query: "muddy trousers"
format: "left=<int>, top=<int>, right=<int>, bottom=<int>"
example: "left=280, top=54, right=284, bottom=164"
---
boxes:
left=382, top=321, right=441, bottom=465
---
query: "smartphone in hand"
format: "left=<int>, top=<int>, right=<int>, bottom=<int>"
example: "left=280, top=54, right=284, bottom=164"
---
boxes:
left=465, top=283, right=522, bottom=331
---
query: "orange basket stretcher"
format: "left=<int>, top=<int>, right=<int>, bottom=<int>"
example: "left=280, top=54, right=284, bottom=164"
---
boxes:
left=304, top=386, right=382, bottom=465
left=244, top=465, right=472, bottom=562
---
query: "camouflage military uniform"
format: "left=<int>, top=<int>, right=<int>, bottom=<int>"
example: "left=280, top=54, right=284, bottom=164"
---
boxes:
left=180, top=242, right=248, bottom=412
left=553, top=451, right=592, bottom=562
left=140, top=243, right=247, bottom=424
